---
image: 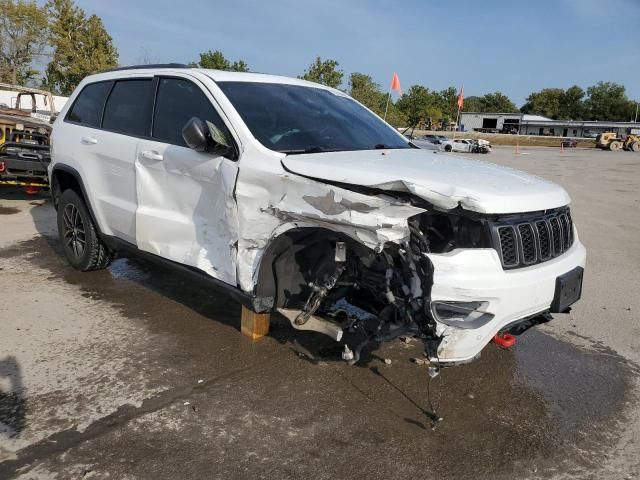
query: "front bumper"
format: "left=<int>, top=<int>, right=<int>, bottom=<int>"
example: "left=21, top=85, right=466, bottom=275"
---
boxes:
left=0, top=144, right=51, bottom=184
left=426, top=229, right=586, bottom=363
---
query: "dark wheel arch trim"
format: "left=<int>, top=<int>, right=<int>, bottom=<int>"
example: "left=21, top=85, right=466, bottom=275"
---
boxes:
left=50, top=164, right=102, bottom=237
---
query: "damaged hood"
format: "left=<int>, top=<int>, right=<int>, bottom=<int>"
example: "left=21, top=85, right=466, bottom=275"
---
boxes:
left=282, top=149, right=570, bottom=214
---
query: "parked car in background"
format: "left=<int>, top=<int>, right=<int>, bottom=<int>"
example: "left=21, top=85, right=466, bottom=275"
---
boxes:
left=401, top=132, right=441, bottom=151
left=408, top=137, right=439, bottom=151
left=561, top=139, right=577, bottom=148
left=421, top=134, right=443, bottom=144
left=442, top=138, right=491, bottom=154
left=582, top=130, right=597, bottom=139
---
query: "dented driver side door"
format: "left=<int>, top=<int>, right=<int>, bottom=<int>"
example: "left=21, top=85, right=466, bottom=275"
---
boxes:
left=134, top=76, right=239, bottom=284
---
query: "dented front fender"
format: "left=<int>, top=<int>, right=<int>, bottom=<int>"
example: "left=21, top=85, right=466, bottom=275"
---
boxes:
left=234, top=153, right=425, bottom=292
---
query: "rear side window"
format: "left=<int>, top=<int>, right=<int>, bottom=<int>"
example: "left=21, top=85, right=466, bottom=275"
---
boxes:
left=66, top=82, right=112, bottom=127
left=152, top=77, right=229, bottom=147
left=102, top=79, right=154, bottom=137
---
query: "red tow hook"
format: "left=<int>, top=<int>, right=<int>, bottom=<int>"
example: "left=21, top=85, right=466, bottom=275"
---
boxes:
left=493, top=332, right=516, bottom=348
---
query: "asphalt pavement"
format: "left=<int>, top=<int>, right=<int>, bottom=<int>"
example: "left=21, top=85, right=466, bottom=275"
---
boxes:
left=1, top=146, right=639, bottom=479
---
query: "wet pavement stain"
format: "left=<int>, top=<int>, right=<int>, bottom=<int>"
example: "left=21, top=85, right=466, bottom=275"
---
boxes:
left=0, top=205, right=20, bottom=215
left=1, top=235, right=638, bottom=479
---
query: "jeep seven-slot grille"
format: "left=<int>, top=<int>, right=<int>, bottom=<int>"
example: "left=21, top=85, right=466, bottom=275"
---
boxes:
left=497, top=226, right=518, bottom=266
left=492, top=208, right=574, bottom=269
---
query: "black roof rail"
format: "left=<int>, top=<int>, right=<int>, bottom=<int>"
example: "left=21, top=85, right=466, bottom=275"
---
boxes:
left=104, top=63, right=192, bottom=72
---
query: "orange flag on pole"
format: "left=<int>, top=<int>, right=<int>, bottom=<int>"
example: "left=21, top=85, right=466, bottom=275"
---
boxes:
left=390, top=72, right=402, bottom=96
left=457, top=85, right=464, bottom=109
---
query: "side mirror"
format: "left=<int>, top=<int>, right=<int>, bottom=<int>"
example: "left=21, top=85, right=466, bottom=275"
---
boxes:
left=182, top=117, right=233, bottom=157
left=182, top=117, right=209, bottom=152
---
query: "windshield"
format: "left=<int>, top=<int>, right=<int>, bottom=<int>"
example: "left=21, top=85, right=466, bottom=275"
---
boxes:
left=217, top=81, right=410, bottom=154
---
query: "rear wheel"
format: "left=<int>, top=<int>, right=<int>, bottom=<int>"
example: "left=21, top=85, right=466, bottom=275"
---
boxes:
left=444, top=145, right=452, bottom=152
left=57, top=189, right=113, bottom=271
left=609, top=141, right=622, bottom=151
left=630, top=142, right=640, bottom=152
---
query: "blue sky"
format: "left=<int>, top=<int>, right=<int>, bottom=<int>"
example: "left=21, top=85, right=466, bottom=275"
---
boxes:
left=69, top=0, right=639, bottom=106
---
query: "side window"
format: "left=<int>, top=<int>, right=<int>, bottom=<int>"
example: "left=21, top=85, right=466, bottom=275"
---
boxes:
left=66, top=82, right=112, bottom=128
left=102, top=79, right=154, bottom=137
left=153, top=77, right=229, bottom=147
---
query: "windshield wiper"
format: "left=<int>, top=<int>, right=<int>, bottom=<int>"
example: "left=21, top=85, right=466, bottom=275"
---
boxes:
left=373, top=143, right=408, bottom=150
left=282, top=146, right=328, bottom=155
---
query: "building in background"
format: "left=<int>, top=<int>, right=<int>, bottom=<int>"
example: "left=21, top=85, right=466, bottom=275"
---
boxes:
left=459, top=112, right=639, bottom=138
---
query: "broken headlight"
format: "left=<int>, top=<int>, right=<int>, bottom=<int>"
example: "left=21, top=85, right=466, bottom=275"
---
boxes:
left=431, top=301, right=494, bottom=329
left=413, top=212, right=492, bottom=253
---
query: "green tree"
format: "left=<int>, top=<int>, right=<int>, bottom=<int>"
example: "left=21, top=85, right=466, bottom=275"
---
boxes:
left=463, top=96, right=482, bottom=112
left=521, top=86, right=585, bottom=119
left=347, top=72, right=406, bottom=126
left=585, top=81, right=634, bottom=121
left=44, top=0, right=118, bottom=95
left=383, top=102, right=407, bottom=127
left=396, top=85, right=439, bottom=127
left=348, top=72, right=384, bottom=113
left=437, top=86, right=459, bottom=120
left=521, top=88, right=565, bottom=118
left=0, top=0, right=48, bottom=85
left=477, top=91, right=518, bottom=113
left=300, top=56, right=343, bottom=88
left=197, top=50, right=249, bottom=72
left=562, top=85, right=586, bottom=119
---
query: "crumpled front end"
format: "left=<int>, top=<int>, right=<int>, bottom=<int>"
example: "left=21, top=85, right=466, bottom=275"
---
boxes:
left=236, top=156, right=585, bottom=366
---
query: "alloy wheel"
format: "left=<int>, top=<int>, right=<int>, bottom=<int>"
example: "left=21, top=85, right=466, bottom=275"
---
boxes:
left=63, top=204, right=86, bottom=258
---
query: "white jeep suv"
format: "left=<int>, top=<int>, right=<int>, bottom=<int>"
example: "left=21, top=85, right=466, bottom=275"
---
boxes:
left=49, top=65, right=586, bottom=365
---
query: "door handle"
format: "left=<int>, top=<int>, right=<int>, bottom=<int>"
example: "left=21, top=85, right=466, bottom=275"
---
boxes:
left=80, top=136, right=98, bottom=145
left=140, top=150, right=164, bottom=162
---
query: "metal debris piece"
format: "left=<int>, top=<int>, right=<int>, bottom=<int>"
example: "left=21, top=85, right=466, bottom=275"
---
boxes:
left=411, top=357, right=428, bottom=365
left=384, top=358, right=392, bottom=365
left=342, top=344, right=354, bottom=362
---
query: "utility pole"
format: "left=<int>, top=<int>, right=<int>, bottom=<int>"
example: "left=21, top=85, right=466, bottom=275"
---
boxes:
left=635, top=102, right=638, bottom=123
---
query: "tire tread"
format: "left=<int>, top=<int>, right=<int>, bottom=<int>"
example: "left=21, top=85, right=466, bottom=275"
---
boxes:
left=57, top=189, right=113, bottom=271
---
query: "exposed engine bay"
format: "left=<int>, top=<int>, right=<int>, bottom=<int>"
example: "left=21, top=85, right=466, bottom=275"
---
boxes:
left=260, top=203, right=502, bottom=366
left=250, top=181, right=579, bottom=368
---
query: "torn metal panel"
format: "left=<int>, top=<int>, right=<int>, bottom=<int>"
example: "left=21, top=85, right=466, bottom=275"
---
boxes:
left=281, top=148, right=571, bottom=214
left=233, top=160, right=426, bottom=292
left=302, top=190, right=378, bottom=214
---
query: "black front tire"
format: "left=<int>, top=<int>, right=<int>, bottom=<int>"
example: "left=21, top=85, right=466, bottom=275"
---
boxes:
left=444, top=145, right=452, bottom=152
left=57, top=189, right=113, bottom=271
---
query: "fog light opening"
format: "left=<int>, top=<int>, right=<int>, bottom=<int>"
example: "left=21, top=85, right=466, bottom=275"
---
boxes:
left=432, top=301, right=494, bottom=329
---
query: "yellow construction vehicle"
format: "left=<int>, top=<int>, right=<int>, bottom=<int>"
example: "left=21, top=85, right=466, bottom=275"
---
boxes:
left=596, top=131, right=640, bottom=152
